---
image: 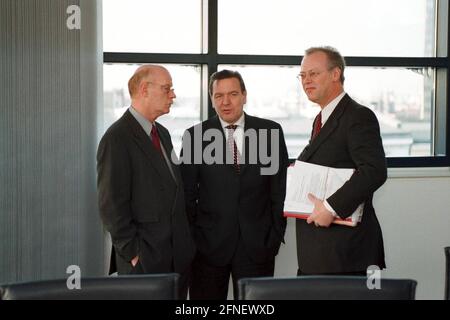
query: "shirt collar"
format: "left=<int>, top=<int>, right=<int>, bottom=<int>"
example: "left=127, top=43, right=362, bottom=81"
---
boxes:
left=218, top=112, right=245, bottom=130
left=129, top=106, right=154, bottom=136
left=321, top=91, right=346, bottom=125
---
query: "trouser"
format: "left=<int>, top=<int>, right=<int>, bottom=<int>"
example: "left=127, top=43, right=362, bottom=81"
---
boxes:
left=189, top=236, right=274, bottom=300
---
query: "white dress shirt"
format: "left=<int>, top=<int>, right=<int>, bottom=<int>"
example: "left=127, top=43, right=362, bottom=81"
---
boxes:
left=218, top=112, right=245, bottom=155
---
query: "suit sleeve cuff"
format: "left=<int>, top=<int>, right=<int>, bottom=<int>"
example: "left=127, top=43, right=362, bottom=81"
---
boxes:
left=324, top=200, right=338, bottom=217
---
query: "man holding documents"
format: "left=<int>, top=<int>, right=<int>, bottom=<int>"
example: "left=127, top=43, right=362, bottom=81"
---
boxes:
left=294, top=46, right=387, bottom=275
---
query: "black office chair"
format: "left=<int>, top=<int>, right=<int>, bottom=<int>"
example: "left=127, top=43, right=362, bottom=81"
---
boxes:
left=238, top=276, right=417, bottom=300
left=445, top=246, right=450, bottom=300
left=0, top=273, right=179, bottom=300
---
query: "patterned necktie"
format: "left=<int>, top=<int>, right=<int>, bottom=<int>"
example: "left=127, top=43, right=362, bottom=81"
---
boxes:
left=225, top=125, right=240, bottom=174
left=312, top=112, right=322, bottom=140
left=151, top=125, right=162, bottom=154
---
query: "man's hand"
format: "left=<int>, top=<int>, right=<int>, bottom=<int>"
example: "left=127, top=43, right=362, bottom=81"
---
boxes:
left=306, top=193, right=335, bottom=228
left=131, top=255, right=139, bottom=267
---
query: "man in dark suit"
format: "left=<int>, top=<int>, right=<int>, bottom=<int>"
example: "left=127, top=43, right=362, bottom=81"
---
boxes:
left=180, top=70, right=289, bottom=299
left=295, top=46, right=387, bottom=275
left=97, top=65, right=195, bottom=298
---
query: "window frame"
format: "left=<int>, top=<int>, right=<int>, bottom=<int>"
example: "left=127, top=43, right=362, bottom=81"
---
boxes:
left=103, top=0, right=450, bottom=167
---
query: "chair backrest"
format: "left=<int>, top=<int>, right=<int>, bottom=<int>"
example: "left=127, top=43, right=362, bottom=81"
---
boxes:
left=238, top=276, right=417, bottom=300
left=445, top=247, right=450, bottom=300
left=0, top=273, right=179, bottom=300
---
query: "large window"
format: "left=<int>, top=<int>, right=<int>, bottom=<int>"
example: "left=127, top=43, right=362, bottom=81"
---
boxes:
left=218, top=65, right=435, bottom=158
left=103, top=0, right=203, bottom=53
left=103, top=0, right=450, bottom=167
left=218, top=0, right=435, bottom=57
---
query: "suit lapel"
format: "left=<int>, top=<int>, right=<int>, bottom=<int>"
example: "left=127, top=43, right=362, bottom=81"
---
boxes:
left=123, top=111, right=173, bottom=183
left=299, top=94, right=350, bottom=161
left=156, top=122, right=179, bottom=185
left=240, top=113, right=257, bottom=175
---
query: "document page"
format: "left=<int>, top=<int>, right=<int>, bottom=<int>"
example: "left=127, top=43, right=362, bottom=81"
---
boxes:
left=284, top=161, right=364, bottom=226
left=324, top=167, right=354, bottom=198
left=284, top=161, right=329, bottom=214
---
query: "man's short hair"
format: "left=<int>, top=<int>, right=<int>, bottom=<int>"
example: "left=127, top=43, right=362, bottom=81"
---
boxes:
left=209, top=69, right=247, bottom=95
left=305, top=46, right=346, bottom=83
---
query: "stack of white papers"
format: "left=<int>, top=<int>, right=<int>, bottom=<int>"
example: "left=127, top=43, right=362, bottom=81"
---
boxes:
left=283, top=161, right=364, bottom=227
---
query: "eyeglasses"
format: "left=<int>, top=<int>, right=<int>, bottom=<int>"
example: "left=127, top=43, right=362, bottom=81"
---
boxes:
left=146, top=81, right=174, bottom=94
left=296, top=69, right=326, bottom=81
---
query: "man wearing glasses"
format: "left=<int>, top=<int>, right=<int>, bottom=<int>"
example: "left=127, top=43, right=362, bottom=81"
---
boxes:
left=97, top=65, right=195, bottom=298
left=295, top=47, right=387, bottom=276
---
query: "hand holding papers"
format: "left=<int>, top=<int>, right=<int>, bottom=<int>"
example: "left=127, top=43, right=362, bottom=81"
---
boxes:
left=283, top=161, right=364, bottom=227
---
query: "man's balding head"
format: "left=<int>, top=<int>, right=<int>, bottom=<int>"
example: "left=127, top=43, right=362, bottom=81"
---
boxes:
left=128, top=65, right=169, bottom=99
left=128, top=65, right=175, bottom=122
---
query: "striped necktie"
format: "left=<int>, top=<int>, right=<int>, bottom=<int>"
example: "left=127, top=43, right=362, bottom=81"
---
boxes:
left=225, top=125, right=240, bottom=174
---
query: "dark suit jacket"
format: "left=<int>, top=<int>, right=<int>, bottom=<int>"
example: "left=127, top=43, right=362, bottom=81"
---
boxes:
left=180, top=114, right=289, bottom=266
left=97, top=110, right=195, bottom=275
left=296, top=94, right=387, bottom=274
